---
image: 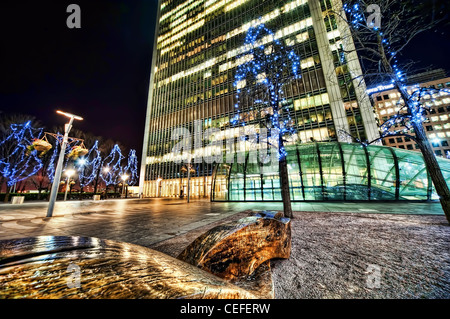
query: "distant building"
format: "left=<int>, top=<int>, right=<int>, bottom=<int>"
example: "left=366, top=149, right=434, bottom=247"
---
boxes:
left=370, top=73, right=450, bottom=158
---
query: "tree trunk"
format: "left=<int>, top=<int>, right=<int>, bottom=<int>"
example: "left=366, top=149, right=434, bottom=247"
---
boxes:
left=393, top=79, right=450, bottom=224
left=93, top=159, right=104, bottom=194
left=279, top=138, right=293, bottom=219
left=4, top=190, right=10, bottom=203
left=412, top=121, right=450, bottom=223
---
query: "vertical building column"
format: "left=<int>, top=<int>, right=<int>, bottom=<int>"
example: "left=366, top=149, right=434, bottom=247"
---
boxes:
left=332, top=0, right=381, bottom=143
left=309, top=0, right=351, bottom=142
left=139, top=0, right=162, bottom=197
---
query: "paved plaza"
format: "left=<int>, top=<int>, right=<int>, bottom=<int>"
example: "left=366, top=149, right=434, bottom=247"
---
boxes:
left=0, top=198, right=444, bottom=246
left=0, top=198, right=448, bottom=299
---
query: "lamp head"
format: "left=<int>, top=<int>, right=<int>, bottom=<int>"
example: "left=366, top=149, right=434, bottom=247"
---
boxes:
left=56, top=110, right=83, bottom=121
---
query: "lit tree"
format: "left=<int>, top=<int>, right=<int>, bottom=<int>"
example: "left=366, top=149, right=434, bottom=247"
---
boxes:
left=334, top=0, right=450, bottom=222
left=124, top=149, right=139, bottom=186
left=46, top=136, right=61, bottom=185
left=77, top=140, right=102, bottom=194
left=101, top=144, right=125, bottom=193
left=30, top=146, right=55, bottom=199
left=232, top=22, right=302, bottom=218
left=91, top=138, right=112, bottom=194
left=0, top=122, right=43, bottom=202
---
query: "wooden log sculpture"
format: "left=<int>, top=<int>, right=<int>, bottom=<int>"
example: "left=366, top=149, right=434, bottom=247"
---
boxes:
left=0, top=211, right=291, bottom=299
left=0, top=236, right=256, bottom=299
left=178, top=211, right=291, bottom=298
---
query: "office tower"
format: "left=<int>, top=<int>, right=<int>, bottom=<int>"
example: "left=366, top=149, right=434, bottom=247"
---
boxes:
left=371, top=73, right=450, bottom=158
left=140, top=0, right=380, bottom=199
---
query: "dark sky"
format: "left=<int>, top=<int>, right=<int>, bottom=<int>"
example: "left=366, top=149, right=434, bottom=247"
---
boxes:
left=0, top=0, right=158, bottom=160
left=0, top=1, right=449, bottom=162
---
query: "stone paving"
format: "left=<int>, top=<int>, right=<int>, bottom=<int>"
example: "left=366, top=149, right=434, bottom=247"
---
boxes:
left=0, top=198, right=448, bottom=299
left=0, top=199, right=444, bottom=247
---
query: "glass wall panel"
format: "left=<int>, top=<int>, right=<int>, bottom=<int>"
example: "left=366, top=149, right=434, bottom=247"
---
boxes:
left=212, top=164, right=230, bottom=201
left=261, top=161, right=279, bottom=201
left=318, top=143, right=344, bottom=200
left=229, top=163, right=245, bottom=200
left=298, top=144, right=323, bottom=200
left=396, top=149, right=428, bottom=200
left=367, top=145, right=397, bottom=200
left=288, top=149, right=304, bottom=201
left=341, top=143, right=369, bottom=200
left=212, top=142, right=450, bottom=202
left=246, top=162, right=262, bottom=201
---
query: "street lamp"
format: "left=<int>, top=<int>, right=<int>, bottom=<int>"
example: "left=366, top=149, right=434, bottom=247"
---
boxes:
left=64, top=169, right=76, bottom=201
left=181, top=164, right=195, bottom=203
left=121, top=174, right=129, bottom=197
left=47, top=110, right=83, bottom=217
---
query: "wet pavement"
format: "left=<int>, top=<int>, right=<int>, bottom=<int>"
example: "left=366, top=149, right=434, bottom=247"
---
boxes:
left=0, top=198, right=444, bottom=247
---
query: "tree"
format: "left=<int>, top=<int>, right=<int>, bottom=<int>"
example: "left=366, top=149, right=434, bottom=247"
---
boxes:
left=30, top=146, right=54, bottom=199
left=232, top=22, right=302, bottom=218
left=0, top=121, right=43, bottom=202
left=334, top=0, right=450, bottom=222
left=76, top=140, right=102, bottom=194
left=0, top=113, right=40, bottom=192
left=125, top=149, right=139, bottom=186
left=92, top=138, right=116, bottom=194
left=101, top=144, right=125, bottom=193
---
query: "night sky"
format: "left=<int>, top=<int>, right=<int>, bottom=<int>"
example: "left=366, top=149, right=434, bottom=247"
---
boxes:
left=0, top=0, right=449, bottom=162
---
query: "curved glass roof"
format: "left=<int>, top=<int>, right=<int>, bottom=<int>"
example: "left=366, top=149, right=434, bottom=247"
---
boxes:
left=212, top=142, right=450, bottom=202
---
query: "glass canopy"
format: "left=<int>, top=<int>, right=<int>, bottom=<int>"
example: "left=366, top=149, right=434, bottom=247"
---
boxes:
left=211, top=142, right=450, bottom=202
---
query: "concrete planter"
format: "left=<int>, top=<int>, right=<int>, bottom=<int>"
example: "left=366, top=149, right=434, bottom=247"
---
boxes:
left=11, top=196, right=25, bottom=205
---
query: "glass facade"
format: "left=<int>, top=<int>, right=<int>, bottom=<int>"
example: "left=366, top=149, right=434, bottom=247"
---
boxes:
left=141, top=0, right=380, bottom=197
left=212, top=142, right=450, bottom=201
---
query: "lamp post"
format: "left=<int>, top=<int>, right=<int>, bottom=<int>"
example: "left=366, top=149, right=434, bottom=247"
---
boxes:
left=121, top=174, right=129, bottom=197
left=157, top=177, right=162, bottom=197
left=64, top=169, right=76, bottom=201
left=181, top=164, right=195, bottom=203
left=47, top=110, right=83, bottom=218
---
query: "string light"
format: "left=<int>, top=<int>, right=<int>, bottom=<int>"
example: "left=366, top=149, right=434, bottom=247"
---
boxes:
left=344, top=1, right=450, bottom=146
left=101, top=144, right=126, bottom=186
left=232, top=22, right=302, bottom=160
left=0, top=122, right=43, bottom=187
left=77, top=140, right=102, bottom=188
left=125, top=149, right=139, bottom=186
